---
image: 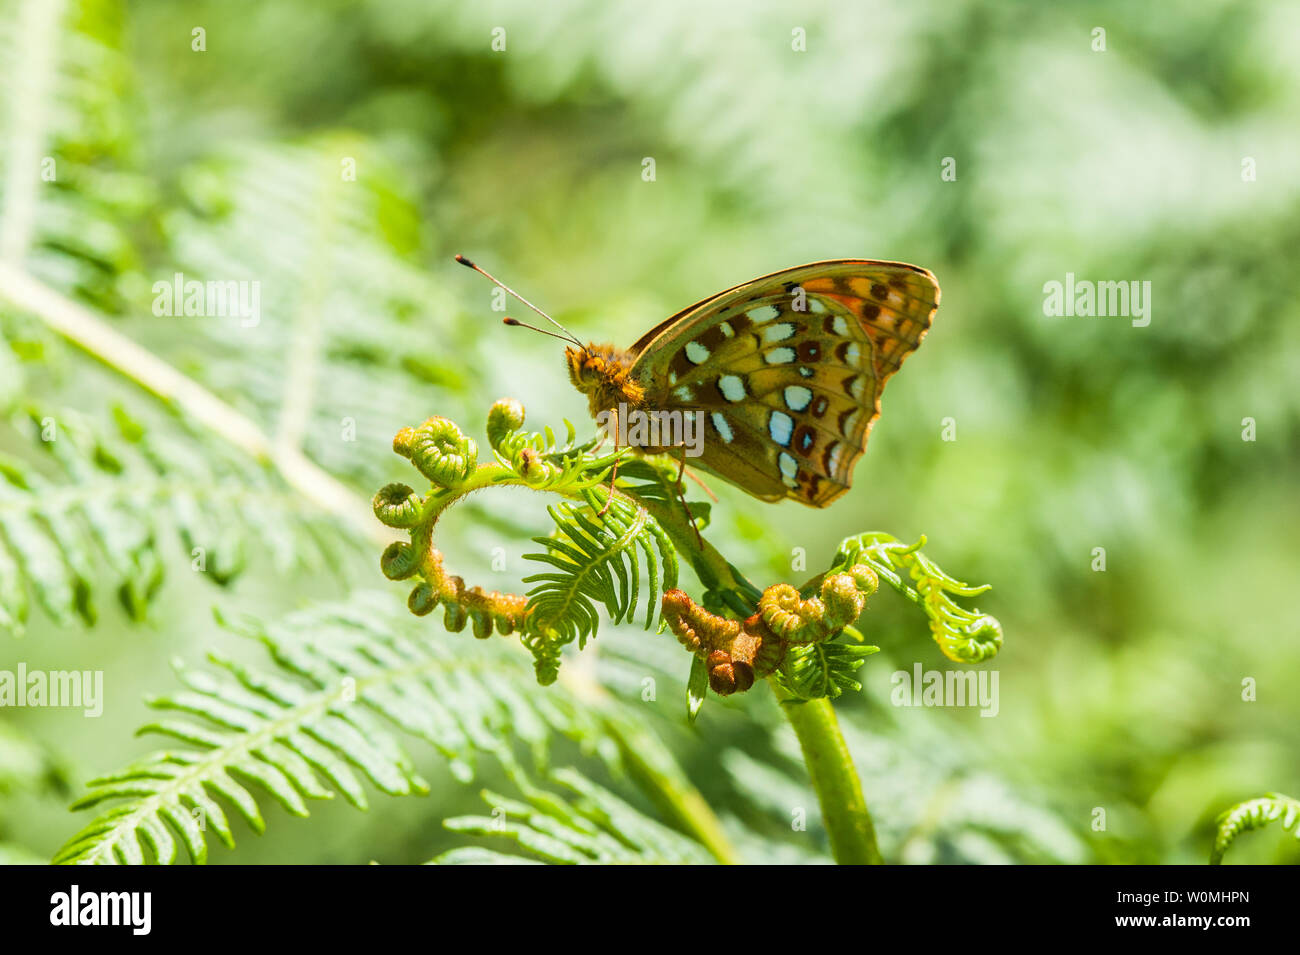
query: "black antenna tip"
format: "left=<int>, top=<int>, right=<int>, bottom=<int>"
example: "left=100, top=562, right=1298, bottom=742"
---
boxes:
left=503, top=316, right=521, bottom=326
left=454, top=254, right=475, bottom=268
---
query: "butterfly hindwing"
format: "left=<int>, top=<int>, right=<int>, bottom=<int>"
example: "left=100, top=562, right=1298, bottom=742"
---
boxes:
left=628, top=260, right=938, bottom=506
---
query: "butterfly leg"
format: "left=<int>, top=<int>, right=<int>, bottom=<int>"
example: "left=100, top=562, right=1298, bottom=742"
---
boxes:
left=597, top=410, right=619, bottom=518
left=598, top=456, right=620, bottom=517
left=672, top=444, right=703, bottom=548
left=683, top=466, right=718, bottom=502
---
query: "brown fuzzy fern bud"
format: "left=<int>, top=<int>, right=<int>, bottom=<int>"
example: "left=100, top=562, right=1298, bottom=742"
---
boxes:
left=662, top=565, right=879, bottom=698
left=662, top=588, right=740, bottom=655
left=707, top=650, right=754, bottom=695
left=661, top=589, right=776, bottom=696
left=421, top=547, right=529, bottom=639
left=747, top=614, right=785, bottom=678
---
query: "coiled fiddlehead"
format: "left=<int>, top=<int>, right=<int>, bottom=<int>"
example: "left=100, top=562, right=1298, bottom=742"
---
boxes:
left=662, top=565, right=880, bottom=700
left=1210, top=792, right=1300, bottom=864
left=378, top=401, right=672, bottom=684
left=393, top=416, right=478, bottom=489
left=831, top=532, right=1002, bottom=663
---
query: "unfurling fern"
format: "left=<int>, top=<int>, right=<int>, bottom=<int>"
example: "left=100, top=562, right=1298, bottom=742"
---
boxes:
left=368, top=400, right=1012, bottom=864
left=380, top=403, right=677, bottom=684
left=831, top=532, right=1002, bottom=663
left=381, top=402, right=1003, bottom=708
left=523, top=490, right=677, bottom=682
left=1210, top=793, right=1300, bottom=864
left=778, top=640, right=881, bottom=701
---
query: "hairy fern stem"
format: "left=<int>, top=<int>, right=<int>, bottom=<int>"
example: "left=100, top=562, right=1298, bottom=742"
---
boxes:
left=641, top=490, right=881, bottom=864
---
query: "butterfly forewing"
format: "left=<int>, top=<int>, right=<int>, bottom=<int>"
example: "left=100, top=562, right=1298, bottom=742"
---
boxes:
left=629, top=260, right=939, bottom=507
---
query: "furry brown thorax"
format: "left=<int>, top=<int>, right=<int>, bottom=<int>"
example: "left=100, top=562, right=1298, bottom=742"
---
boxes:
left=565, top=343, right=647, bottom=421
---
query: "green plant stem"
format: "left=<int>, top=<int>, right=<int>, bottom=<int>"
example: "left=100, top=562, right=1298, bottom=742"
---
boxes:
left=774, top=685, right=883, bottom=864
left=604, top=712, right=742, bottom=865
left=0, top=263, right=384, bottom=545
left=640, top=488, right=880, bottom=865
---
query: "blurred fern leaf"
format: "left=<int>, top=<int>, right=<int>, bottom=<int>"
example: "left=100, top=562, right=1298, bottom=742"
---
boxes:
left=0, top=404, right=344, bottom=633
left=52, top=592, right=681, bottom=864
left=433, top=768, right=714, bottom=865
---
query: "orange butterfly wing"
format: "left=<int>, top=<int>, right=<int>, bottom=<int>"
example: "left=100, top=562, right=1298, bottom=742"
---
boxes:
left=628, top=260, right=939, bottom=506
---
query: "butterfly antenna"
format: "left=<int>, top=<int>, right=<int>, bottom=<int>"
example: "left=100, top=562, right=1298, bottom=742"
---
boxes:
left=455, top=254, right=583, bottom=347
left=502, top=316, right=584, bottom=345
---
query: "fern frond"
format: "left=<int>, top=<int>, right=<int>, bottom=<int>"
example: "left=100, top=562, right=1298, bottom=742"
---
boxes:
left=662, top=565, right=879, bottom=703
left=488, top=405, right=600, bottom=485
left=432, top=768, right=715, bottom=865
left=0, top=719, right=66, bottom=797
left=0, top=404, right=343, bottom=633
left=521, top=489, right=678, bottom=684
left=525, top=490, right=678, bottom=643
left=778, top=640, right=880, bottom=700
left=384, top=406, right=680, bottom=685
left=832, top=532, right=1002, bottom=663
left=0, top=0, right=146, bottom=305
left=52, top=592, right=673, bottom=864
left=1210, top=792, right=1300, bottom=864
left=133, top=139, right=483, bottom=487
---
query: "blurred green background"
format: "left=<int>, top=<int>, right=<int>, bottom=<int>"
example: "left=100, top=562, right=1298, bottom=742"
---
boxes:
left=0, top=0, right=1297, bottom=864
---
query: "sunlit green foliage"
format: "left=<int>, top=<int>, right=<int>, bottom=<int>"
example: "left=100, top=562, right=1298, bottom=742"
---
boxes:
left=1, top=0, right=1296, bottom=865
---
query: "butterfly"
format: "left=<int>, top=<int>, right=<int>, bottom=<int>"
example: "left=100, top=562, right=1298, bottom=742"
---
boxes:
left=456, top=256, right=939, bottom=508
